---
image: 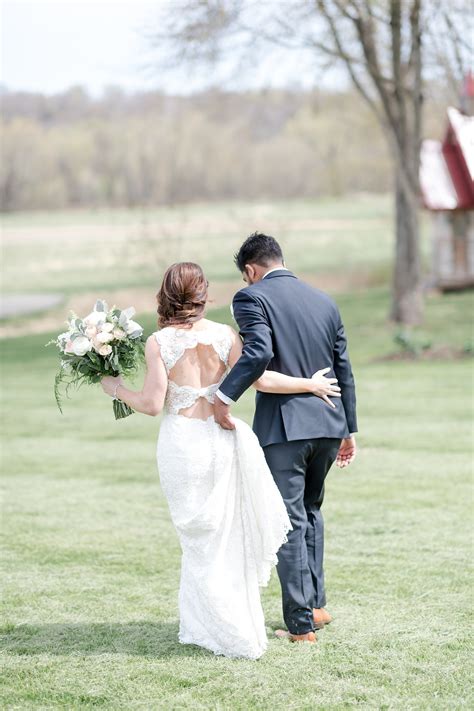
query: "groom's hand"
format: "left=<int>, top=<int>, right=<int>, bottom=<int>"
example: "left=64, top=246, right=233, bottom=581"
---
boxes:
left=336, top=435, right=357, bottom=468
left=214, top=396, right=236, bottom=430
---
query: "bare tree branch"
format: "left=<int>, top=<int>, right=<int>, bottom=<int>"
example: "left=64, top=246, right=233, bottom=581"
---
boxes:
left=147, top=0, right=468, bottom=325
left=316, top=0, right=384, bottom=123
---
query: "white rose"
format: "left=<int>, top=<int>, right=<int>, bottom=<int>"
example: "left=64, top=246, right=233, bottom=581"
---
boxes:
left=72, top=336, right=92, bottom=356
left=84, top=326, right=97, bottom=339
left=97, top=331, right=114, bottom=343
left=125, top=320, right=143, bottom=337
left=112, top=327, right=126, bottom=340
left=84, top=311, right=106, bottom=326
left=98, top=344, right=112, bottom=356
left=100, top=322, right=114, bottom=332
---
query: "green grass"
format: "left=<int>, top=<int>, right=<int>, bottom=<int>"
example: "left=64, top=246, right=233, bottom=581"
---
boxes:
left=1, top=194, right=433, bottom=297
left=1, top=278, right=473, bottom=709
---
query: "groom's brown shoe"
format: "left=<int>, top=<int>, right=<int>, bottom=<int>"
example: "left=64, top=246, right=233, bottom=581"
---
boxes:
left=289, top=631, right=317, bottom=643
left=275, top=629, right=317, bottom=643
left=313, top=608, right=333, bottom=630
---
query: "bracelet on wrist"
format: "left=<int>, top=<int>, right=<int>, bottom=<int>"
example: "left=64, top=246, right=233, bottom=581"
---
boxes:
left=113, top=382, right=122, bottom=401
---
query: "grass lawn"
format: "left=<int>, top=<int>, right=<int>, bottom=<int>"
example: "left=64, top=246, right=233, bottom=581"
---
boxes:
left=1, top=270, right=473, bottom=709
left=1, top=194, right=426, bottom=298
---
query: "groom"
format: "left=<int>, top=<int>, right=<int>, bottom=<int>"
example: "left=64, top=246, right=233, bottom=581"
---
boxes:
left=214, top=232, right=357, bottom=643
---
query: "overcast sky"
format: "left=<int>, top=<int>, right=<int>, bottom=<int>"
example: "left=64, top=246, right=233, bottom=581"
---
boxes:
left=2, top=0, right=163, bottom=94
left=1, top=0, right=348, bottom=96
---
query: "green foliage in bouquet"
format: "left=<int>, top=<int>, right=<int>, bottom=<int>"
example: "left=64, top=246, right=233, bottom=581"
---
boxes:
left=46, top=300, right=145, bottom=419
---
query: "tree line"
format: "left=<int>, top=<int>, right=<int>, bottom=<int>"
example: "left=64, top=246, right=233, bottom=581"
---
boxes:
left=0, top=85, right=400, bottom=211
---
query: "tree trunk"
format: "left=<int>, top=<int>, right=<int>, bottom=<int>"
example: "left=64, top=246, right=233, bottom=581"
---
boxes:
left=390, top=164, right=423, bottom=325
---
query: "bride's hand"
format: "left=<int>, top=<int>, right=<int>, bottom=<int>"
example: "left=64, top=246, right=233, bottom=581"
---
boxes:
left=309, top=367, right=341, bottom=408
left=100, top=375, right=123, bottom=397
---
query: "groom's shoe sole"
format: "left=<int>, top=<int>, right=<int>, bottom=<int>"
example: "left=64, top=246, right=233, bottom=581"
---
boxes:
left=275, top=629, right=317, bottom=643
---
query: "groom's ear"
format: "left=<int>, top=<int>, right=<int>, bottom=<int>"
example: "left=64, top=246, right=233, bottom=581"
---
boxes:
left=241, top=265, right=250, bottom=283
left=244, top=264, right=256, bottom=283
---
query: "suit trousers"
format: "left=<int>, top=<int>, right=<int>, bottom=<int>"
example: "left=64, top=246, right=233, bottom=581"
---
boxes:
left=263, top=437, right=341, bottom=635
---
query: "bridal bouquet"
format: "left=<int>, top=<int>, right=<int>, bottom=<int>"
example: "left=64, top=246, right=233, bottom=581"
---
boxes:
left=46, top=299, right=145, bottom=419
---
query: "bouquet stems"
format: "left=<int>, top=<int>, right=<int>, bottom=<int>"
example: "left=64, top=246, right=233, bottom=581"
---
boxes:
left=113, top=398, right=134, bottom=420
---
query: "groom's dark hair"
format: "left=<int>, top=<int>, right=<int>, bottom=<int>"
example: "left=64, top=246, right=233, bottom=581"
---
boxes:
left=234, top=232, right=284, bottom=272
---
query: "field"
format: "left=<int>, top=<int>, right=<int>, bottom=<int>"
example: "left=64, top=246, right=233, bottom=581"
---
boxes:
left=1, top=195, right=410, bottom=337
left=1, top=196, right=473, bottom=710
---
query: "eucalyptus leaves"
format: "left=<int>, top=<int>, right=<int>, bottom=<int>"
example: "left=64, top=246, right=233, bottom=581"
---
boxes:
left=46, top=299, right=145, bottom=419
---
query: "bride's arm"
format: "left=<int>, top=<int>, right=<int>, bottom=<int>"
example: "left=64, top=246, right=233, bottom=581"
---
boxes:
left=100, top=335, right=168, bottom=416
left=227, top=328, right=341, bottom=408
left=254, top=368, right=341, bottom=408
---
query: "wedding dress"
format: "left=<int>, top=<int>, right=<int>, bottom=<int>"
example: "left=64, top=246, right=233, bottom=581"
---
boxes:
left=154, top=320, right=291, bottom=660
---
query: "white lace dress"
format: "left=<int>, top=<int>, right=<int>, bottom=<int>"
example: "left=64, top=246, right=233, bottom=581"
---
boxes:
left=154, top=321, right=291, bottom=660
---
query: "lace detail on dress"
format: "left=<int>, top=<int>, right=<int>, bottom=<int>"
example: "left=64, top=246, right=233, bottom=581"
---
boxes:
left=165, top=379, right=224, bottom=415
left=154, top=322, right=233, bottom=416
left=156, top=415, right=292, bottom=660
left=154, top=323, right=233, bottom=373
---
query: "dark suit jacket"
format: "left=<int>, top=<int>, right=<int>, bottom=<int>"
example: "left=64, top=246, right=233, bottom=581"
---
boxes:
left=218, top=269, right=357, bottom=447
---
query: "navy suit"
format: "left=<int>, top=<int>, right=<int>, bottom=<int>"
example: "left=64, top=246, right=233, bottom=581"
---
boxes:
left=218, top=269, right=357, bottom=634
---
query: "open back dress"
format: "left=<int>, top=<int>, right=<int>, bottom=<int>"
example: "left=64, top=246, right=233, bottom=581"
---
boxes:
left=154, top=320, right=291, bottom=659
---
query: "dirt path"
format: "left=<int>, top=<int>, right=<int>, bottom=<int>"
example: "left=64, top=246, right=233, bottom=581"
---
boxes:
left=0, top=294, right=64, bottom=319
left=0, top=283, right=242, bottom=339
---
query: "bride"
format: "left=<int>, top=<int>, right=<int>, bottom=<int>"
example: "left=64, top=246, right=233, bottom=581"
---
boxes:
left=101, top=262, right=340, bottom=659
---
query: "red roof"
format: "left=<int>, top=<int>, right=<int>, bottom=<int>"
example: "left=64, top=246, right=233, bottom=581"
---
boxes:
left=420, top=107, right=474, bottom=210
left=462, top=73, right=474, bottom=99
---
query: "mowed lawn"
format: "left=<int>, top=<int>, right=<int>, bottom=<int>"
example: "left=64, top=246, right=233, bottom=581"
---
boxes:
left=1, top=196, right=473, bottom=709
left=1, top=274, right=473, bottom=709
left=1, top=194, right=415, bottom=303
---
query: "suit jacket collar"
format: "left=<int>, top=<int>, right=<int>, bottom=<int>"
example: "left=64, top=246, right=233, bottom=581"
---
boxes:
left=262, top=268, right=297, bottom=280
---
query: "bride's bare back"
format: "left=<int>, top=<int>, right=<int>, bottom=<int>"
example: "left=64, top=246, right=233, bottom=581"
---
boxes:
left=154, top=319, right=234, bottom=420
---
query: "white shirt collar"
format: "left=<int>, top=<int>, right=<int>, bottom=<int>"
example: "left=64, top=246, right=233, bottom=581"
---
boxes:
left=262, top=266, right=288, bottom=279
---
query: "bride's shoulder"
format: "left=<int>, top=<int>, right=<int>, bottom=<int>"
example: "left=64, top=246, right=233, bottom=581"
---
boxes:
left=149, top=326, right=174, bottom=345
left=145, top=333, right=162, bottom=356
left=205, top=319, right=236, bottom=337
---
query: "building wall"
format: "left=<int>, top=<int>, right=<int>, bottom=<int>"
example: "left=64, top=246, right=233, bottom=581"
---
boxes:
left=432, top=211, right=474, bottom=289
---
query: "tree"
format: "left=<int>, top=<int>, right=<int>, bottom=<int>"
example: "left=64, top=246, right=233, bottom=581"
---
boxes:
left=150, top=0, right=470, bottom=325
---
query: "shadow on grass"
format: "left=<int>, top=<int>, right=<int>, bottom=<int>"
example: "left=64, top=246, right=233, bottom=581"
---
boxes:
left=0, top=621, right=217, bottom=659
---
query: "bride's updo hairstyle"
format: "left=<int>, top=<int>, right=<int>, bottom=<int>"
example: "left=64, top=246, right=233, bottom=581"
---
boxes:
left=157, top=262, right=208, bottom=329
